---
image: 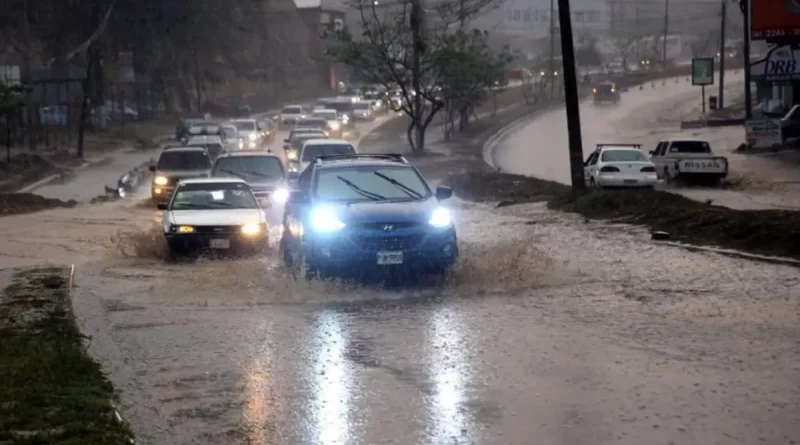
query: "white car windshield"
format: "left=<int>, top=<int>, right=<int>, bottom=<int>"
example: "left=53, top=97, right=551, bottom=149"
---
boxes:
left=157, top=151, right=210, bottom=170
left=292, top=135, right=324, bottom=150
left=601, top=150, right=647, bottom=162
left=170, top=182, right=258, bottom=210
left=231, top=121, right=256, bottom=132
left=213, top=156, right=284, bottom=180
left=354, top=103, right=370, bottom=110
left=301, top=144, right=355, bottom=161
left=315, top=166, right=431, bottom=202
left=221, top=127, right=237, bottom=139
left=298, top=119, right=327, bottom=128
left=282, top=106, right=302, bottom=114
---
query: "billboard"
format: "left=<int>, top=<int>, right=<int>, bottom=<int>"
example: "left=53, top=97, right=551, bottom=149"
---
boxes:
left=751, top=0, right=800, bottom=40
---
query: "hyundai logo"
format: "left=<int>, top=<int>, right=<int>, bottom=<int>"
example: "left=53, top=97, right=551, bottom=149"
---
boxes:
left=382, top=224, right=395, bottom=232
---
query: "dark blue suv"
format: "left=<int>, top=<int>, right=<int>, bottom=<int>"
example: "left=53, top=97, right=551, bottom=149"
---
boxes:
left=279, top=154, right=458, bottom=278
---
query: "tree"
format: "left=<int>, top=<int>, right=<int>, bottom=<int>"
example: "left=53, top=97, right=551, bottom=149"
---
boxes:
left=326, top=0, right=499, bottom=151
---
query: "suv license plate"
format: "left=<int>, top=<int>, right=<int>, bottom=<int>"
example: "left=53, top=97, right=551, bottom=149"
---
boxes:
left=377, top=251, right=403, bottom=265
left=623, top=179, right=638, bottom=184
left=210, top=239, right=230, bottom=249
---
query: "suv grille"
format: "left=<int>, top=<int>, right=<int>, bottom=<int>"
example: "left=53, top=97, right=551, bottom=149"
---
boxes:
left=360, top=221, right=419, bottom=231
left=352, top=234, right=423, bottom=252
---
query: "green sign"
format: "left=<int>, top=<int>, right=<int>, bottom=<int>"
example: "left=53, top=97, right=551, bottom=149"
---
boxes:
left=692, top=58, right=714, bottom=86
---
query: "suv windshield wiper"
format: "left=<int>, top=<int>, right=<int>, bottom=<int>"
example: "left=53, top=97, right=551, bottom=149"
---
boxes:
left=217, top=168, right=245, bottom=179
left=373, top=171, right=423, bottom=199
left=242, top=170, right=272, bottom=178
left=336, top=176, right=385, bottom=201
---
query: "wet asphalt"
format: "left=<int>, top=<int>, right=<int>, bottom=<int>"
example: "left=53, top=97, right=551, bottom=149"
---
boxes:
left=2, top=83, right=799, bottom=444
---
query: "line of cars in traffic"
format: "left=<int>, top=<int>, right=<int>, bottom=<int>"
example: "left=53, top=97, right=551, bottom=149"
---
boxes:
left=149, top=94, right=458, bottom=279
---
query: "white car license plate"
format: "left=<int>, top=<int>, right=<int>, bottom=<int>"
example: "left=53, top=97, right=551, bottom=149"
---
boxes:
left=210, top=239, right=230, bottom=249
left=623, top=179, right=638, bottom=184
left=377, top=251, right=403, bottom=265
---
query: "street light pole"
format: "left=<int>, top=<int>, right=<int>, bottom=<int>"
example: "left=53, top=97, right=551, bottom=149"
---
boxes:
left=662, top=0, right=669, bottom=69
left=557, top=0, right=585, bottom=191
left=718, top=0, right=727, bottom=108
left=549, top=0, right=555, bottom=98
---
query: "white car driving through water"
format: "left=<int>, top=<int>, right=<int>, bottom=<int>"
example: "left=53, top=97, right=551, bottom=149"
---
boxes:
left=158, top=178, right=269, bottom=256
left=649, top=138, right=728, bottom=185
left=584, top=145, right=658, bottom=188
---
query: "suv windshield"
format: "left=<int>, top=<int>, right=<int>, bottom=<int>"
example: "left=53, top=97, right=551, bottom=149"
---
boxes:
left=231, top=121, right=256, bottom=132
left=302, top=144, right=356, bottom=161
left=221, top=127, right=237, bottom=139
left=354, top=103, right=370, bottom=110
left=325, top=102, right=353, bottom=113
left=212, top=156, right=285, bottom=180
left=170, top=182, right=258, bottom=210
left=282, top=106, right=302, bottom=114
left=315, top=166, right=431, bottom=202
left=157, top=151, right=210, bottom=170
left=292, top=135, right=324, bottom=150
left=669, top=141, right=711, bottom=153
left=601, top=150, right=647, bottom=162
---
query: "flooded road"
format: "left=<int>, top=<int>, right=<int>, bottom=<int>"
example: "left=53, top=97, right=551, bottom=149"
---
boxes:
left=491, top=70, right=800, bottom=210
left=2, top=195, right=798, bottom=444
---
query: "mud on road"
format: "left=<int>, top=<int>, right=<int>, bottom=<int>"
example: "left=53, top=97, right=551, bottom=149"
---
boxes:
left=1, top=195, right=798, bottom=445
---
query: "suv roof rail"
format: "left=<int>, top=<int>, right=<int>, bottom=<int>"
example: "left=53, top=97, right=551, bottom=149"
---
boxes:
left=313, top=153, right=408, bottom=163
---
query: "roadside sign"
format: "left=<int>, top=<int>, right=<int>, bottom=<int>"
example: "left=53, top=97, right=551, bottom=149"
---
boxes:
left=692, top=58, right=714, bottom=86
left=745, top=119, right=783, bottom=149
left=750, top=0, right=800, bottom=40
left=750, top=44, right=800, bottom=81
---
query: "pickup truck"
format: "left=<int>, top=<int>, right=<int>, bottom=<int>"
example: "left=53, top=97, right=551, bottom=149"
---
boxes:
left=648, top=139, right=728, bottom=184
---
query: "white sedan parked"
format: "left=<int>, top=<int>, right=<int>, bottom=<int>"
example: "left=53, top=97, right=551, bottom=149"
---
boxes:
left=584, top=146, right=658, bottom=188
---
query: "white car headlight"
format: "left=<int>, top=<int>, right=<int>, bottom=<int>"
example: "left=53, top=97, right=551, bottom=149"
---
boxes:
left=248, top=133, right=258, bottom=141
left=329, top=121, right=340, bottom=130
left=310, top=207, right=345, bottom=232
left=272, top=188, right=289, bottom=204
left=428, top=207, right=452, bottom=228
left=287, top=150, right=298, bottom=160
left=154, top=176, right=168, bottom=185
left=241, top=223, right=264, bottom=236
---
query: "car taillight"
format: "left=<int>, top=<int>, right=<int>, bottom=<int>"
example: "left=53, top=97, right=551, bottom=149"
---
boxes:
left=600, top=166, right=620, bottom=172
left=640, top=166, right=656, bottom=172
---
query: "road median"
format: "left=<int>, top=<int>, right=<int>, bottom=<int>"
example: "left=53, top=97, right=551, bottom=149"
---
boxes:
left=444, top=170, right=800, bottom=262
left=0, top=265, right=134, bottom=445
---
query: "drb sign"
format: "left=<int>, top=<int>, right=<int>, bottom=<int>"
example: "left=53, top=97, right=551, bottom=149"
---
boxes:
left=750, top=45, right=800, bottom=81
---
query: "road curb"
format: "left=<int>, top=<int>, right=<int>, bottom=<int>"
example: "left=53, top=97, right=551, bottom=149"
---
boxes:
left=15, top=154, right=116, bottom=194
left=653, top=241, right=800, bottom=267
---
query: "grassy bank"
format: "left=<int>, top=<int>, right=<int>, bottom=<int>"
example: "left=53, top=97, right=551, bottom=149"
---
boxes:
left=0, top=266, right=134, bottom=445
left=445, top=171, right=800, bottom=261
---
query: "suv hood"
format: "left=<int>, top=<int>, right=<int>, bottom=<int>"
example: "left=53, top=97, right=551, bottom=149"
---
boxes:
left=167, top=209, right=265, bottom=226
left=333, top=198, right=439, bottom=224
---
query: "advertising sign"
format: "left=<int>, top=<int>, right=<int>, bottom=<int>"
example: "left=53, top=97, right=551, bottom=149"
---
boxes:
left=751, top=0, right=800, bottom=40
left=692, top=58, right=714, bottom=85
left=745, top=119, right=783, bottom=149
left=750, top=44, right=800, bottom=81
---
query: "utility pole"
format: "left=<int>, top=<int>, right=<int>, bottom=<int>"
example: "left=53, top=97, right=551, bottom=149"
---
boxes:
left=22, top=0, right=34, bottom=150
left=741, top=0, right=752, bottom=119
left=718, top=0, right=727, bottom=108
left=549, top=0, right=556, bottom=99
left=557, top=0, right=585, bottom=191
left=662, top=0, right=669, bottom=70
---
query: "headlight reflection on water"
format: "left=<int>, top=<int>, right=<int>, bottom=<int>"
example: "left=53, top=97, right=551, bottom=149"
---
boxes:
left=428, top=307, right=470, bottom=441
left=310, top=311, right=353, bottom=445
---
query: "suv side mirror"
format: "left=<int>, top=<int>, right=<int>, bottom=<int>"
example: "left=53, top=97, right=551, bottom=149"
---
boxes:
left=649, top=150, right=655, bottom=155
left=435, top=186, right=453, bottom=200
left=156, top=203, right=168, bottom=210
left=149, top=165, right=155, bottom=172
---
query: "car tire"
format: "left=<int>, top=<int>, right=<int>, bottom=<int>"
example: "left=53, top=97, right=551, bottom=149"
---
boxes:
left=663, top=168, right=672, bottom=186
left=589, top=177, right=599, bottom=189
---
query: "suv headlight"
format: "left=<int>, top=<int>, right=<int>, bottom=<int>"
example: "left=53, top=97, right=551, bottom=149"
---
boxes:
left=310, top=207, right=345, bottom=232
left=272, top=188, right=289, bottom=204
left=287, top=150, right=298, bottom=160
left=248, top=133, right=258, bottom=141
left=428, top=207, right=452, bottom=228
left=329, top=121, right=340, bottom=130
left=154, top=176, right=168, bottom=185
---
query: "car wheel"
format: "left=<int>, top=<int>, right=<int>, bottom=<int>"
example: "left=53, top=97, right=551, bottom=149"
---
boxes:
left=589, top=177, right=599, bottom=189
left=663, top=168, right=672, bottom=186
